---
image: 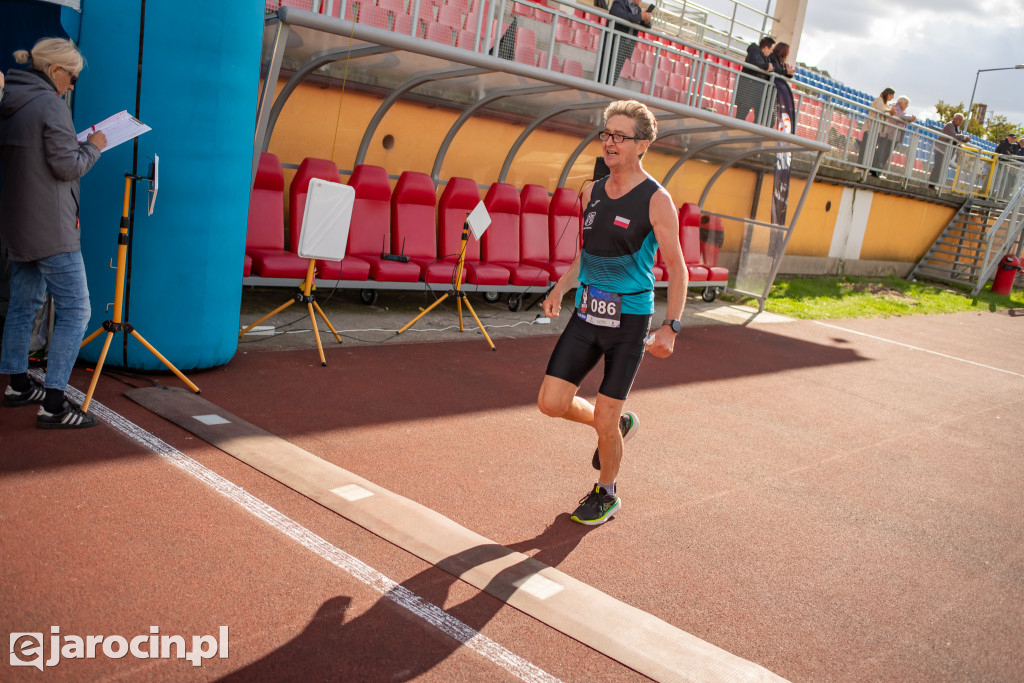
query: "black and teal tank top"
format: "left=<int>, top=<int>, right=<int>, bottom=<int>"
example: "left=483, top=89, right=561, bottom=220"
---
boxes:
left=575, top=175, right=660, bottom=315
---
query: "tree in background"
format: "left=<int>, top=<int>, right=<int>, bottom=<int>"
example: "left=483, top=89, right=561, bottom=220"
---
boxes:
left=935, top=100, right=967, bottom=124
left=984, top=115, right=1024, bottom=145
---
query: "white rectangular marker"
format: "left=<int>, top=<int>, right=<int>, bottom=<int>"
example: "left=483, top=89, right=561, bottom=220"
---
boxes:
left=513, top=573, right=564, bottom=600
left=331, top=484, right=374, bottom=502
left=193, top=414, right=231, bottom=425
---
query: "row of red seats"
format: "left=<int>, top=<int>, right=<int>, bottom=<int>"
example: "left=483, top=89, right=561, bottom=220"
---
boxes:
left=244, top=154, right=579, bottom=288
left=244, top=154, right=728, bottom=292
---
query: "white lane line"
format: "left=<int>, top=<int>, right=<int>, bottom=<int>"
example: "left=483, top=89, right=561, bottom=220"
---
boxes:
left=47, top=376, right=560, bottom=683
left=812, top=320, right=1024, bottom=379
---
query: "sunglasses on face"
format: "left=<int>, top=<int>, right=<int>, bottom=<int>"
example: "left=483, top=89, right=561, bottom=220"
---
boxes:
left=57, top=66, right=78, bottom=85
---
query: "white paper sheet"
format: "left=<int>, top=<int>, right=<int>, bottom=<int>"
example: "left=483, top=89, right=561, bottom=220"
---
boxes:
left=76, top=110, right=151, bottom=153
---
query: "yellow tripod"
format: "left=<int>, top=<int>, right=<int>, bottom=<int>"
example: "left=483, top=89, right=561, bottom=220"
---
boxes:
left=81, top=174, right=200, bottom=412
left=238, top=259, right=343, bottom=366
left=397, top=221, right=496, bottom=351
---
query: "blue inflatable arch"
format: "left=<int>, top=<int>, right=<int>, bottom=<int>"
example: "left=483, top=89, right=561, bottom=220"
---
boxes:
left=75, top=1, right=263, bottom=370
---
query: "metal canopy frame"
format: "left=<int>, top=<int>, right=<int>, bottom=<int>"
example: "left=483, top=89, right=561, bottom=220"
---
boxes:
left=254, top=7, right=831, bottom=309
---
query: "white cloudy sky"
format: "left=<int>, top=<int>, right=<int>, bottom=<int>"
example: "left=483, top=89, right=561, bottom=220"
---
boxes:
left=796, top=0, right=1024, bottom=127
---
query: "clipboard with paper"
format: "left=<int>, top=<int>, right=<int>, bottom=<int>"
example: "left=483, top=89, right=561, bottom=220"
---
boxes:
left=76, top=110, right=151, bottom=153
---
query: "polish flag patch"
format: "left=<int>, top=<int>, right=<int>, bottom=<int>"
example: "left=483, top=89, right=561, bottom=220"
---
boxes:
left=613, top=216, right=630, bottom=229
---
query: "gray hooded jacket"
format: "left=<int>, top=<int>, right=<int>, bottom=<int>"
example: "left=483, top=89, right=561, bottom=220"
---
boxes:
left=0, top=68, right=101, bottom=262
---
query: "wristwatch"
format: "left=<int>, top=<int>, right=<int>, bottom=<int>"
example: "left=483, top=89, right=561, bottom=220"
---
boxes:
left=662, top=319, right=682, bottom=333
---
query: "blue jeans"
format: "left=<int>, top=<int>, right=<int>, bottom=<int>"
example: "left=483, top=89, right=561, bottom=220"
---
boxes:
left=0, top=251, right=91, bottom=391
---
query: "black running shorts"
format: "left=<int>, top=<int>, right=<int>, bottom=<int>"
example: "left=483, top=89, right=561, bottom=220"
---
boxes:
left=544, top=311, right=652, bottom=400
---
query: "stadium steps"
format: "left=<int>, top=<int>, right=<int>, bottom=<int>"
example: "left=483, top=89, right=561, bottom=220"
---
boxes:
left=909, top=199, right=1013, bottom=291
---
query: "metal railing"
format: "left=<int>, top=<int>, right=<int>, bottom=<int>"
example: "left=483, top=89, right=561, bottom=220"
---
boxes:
left=652, top=0, right=775, bottom=55
left=971, top=178, right=1024, bottom=295
left=265, top=0, right=1021, bottom=203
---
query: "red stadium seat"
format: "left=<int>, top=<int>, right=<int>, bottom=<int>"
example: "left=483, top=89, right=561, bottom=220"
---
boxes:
left=518, top=184, right=561, bottom=280
left=678, top=203, right=709, bottom=281
left=481, top=182, right=549, bottom=286
left=244, top=153, right=282, bottom=276
left=391, top=171, right=452, bottom=283
left=437, top=177, right=510, bottom=285
left=245, top=153, right=316, bottom=279
left=548, top=186, right=581, bottom=271
left=358, top=5, right=392, bottom=29
left=554, top=16, right=573, bottom=44
left=632, top=61, right=652, bottom=87
left=347, top=165, right=421, bottom=282
left=437, top=3, right=464, bottom=28
left=562, top=58, right=584, bottom=78
left=698, top=214, right=728, bottom=282
left=425, top=21, right=456, bottom=45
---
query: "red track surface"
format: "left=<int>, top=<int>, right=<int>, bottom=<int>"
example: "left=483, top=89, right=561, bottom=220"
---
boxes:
left=2, top=310, right=1023, bottom=681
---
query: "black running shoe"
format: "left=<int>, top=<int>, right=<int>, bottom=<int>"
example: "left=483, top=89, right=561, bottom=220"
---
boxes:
left=37, top=401, right=98, bottom=430
left=4, top=377, right=46, bottom=407
left=571, top=484, right=621, bottom=525
left=592, top=411, right=639, bottom=470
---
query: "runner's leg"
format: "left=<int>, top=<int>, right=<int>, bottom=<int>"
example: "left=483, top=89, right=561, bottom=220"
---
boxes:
left=593, top=393, right=626, bottom=485
left=538, top=374, right=595, bottom=426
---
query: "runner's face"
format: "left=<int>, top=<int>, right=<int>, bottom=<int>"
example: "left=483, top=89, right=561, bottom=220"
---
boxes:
left=602, top=115, right=647, bottom=168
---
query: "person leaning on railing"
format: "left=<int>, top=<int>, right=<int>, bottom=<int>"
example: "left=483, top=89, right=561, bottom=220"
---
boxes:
left=861, top=87, right=894, bottom=176
left=735, top=36, right=774, bottom=121
left=928, top=113, right=970, bottom=189
left=873, top=95, right=915, bottom=177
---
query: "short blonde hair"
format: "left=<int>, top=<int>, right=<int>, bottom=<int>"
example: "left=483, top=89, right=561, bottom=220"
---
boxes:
left=13, top=38, right=84, bottom=77
left=603, top=100, right=658, bottom=143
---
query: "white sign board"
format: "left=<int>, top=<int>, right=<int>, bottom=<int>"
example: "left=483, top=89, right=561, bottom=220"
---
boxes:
left=297, top=179, right=354, bottom=261
left=467, top=200, right=491, bottom=240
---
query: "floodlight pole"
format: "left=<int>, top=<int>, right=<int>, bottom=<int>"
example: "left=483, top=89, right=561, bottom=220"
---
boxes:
left=967, top=64, right=1024, bottom=124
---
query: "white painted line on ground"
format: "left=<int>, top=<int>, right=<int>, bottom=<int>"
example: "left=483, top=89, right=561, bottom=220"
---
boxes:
left=813, top=320, right=1024, bottom=378
left=193, top=414, right=231, bottom=425
left=48, top=376, right=560, bottom=683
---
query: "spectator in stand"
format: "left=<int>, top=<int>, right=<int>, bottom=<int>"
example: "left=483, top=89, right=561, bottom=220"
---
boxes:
left=769, top=42, right=796, bottom=79
left=994, top=133, right=1019, bottom=156
left=993, top=133, right=1021, bottom=198
left=929, top=113, right=970, bottom=189
left=604, top=0, right=652, bottom=86
left=861, top=87, right=895, bottom=174
left=768, top=42, right=795, bottom=128
left=881, top=95, right=917, bottom=175
left=735, top=36, right=774, bottom=121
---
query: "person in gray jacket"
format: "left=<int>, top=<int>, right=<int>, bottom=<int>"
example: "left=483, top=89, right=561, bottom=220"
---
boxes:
left=0, top=38, right=107, bottom=429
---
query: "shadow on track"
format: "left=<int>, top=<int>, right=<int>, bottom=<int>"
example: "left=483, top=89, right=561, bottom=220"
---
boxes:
left=220, top=514, right=599, bottom=681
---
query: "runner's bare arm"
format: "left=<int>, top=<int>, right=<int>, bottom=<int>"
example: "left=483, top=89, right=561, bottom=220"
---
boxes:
left=647, top=188, right=686, bottom=358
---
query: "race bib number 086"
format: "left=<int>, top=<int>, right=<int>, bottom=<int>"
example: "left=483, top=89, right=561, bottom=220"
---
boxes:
left=578, top=285, right=622, bottom=328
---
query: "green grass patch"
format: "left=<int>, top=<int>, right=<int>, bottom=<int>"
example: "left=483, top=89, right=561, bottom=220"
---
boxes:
left=729, top=275, right=1024, bottom=320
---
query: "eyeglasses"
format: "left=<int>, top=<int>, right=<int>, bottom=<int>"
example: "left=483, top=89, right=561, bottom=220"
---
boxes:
left=57, top=66, right=78, bottom=85
left=598, top=131, right=641, bottom=144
